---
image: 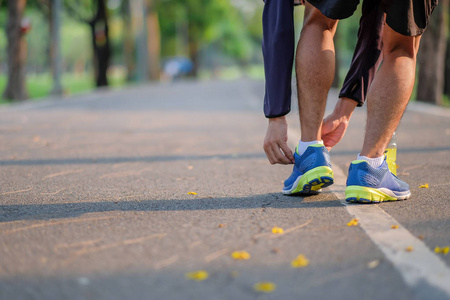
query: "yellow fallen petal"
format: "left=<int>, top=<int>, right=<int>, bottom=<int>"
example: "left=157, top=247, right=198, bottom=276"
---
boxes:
left=187, top=192, right=197, bottom=195
left=391, top=225, right=399, bottom=229
left=405, top=246, right=414, bottom=252
left=291, top=254, right=309, bottom=268
left=419, top=183, right=429, bottom=188
left=185, top=270, right=209, bottom=281
left=253, top=282, right=276, bottom=293
left=272, top=226, right=284, bottom=234
left=367, top=260, right=380, bottom=269
left=347, top=218, right=359, bottom=226
left=435, top=246, right=450, bottom=255
left=231, top=250, right=251, bottom=260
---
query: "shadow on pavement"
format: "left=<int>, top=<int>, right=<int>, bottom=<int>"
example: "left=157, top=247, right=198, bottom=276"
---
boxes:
left=0, top=193, right=343, bottom=223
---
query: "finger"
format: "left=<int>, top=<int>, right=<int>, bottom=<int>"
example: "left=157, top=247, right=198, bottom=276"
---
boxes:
left=272, top=144, right=292, bottom=164
left=264, top=144, right=276, bottom=164
left=279, top=142, right=295, bottom=163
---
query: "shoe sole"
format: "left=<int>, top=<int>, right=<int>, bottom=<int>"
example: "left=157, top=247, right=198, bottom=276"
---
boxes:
left=283, top=166, right=334, bottom=195
left=345, top=186, right=411, bottom=203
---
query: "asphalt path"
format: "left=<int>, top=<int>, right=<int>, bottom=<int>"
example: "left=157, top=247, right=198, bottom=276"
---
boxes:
left=0, top=79, right=449, bottom=300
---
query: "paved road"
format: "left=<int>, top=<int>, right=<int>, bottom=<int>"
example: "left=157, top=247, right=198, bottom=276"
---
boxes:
left=0, top=80, right=449, bottom=300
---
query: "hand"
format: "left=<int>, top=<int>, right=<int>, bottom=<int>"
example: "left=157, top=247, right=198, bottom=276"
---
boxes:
left=321, top=98, right=357, bottom=151
left=293, top=0, right=305, bottom=5
left=263, top=116, right=295, bottom=164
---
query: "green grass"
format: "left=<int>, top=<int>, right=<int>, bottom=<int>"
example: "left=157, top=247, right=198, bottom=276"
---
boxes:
left=0, top=72, right=126, bottom=105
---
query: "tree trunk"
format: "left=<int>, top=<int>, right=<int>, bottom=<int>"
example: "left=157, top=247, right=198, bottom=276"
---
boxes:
left=122, top=0, right=135, bottom=81
left=188, top=39, right=199, bottom=77
left=445, top=36, right=450, bottom=97
left=89, top=0, right=111, bottom=87
left=417, top=0, right=448, bottom=105
left=50, top=0, right=63, bottom=95
left=146, top=0, right=160, bottom=80
left=3, top=0, right=28, bottom=101
left=444, top=4, right=450, bottom=97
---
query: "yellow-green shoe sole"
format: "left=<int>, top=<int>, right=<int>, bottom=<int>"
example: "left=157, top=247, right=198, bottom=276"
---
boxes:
left=288, top=166, right=334, bottom=194
left=345, top=186, right=410, bottom=203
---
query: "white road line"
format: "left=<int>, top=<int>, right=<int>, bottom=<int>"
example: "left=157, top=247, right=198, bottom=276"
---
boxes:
left=331, top=163, right=450, bottom=298
left=287, top=128, right=450, bottom=298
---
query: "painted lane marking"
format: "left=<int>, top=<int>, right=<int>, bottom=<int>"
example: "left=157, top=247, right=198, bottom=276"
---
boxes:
left=330, top=163, right=450, bottom=298
left=287, top=128, right=450, bottom=297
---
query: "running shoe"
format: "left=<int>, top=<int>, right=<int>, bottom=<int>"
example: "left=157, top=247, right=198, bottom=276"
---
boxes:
left=282, top=144, right=334, bottom=195
left=345, top=159, right=411, bottom=203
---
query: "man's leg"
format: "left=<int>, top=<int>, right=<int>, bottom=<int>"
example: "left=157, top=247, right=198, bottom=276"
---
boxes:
left=296, top=2, right=338, bottom=142
left=345, top=24, right=420, bottom=203
left=282, top=3, right=337, bottom=195
left=361, top=25, right=421, bottom=158
left=321, top=2, right=385, bottom=151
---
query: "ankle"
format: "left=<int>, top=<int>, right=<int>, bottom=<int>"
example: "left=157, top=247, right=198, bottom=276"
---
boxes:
left=297, top=140, right=323, bottom=156
left=357, top=153, right=384, bottom=168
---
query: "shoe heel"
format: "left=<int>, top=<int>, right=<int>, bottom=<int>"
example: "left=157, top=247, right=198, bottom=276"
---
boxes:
left=293, top=166, right=334, bottom=194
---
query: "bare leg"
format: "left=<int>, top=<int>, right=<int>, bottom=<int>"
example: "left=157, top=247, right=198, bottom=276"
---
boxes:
left=361, top=25, right=421, bottom=158
left=296, top=3, right=338, bottom=142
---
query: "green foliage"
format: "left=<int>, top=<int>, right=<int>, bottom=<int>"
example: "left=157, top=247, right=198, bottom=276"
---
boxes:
left=157, top=0, right=260, bottom=64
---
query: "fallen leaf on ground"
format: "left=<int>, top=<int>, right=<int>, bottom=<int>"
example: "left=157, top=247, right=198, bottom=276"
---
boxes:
left=391, top=225, right=399, bottom=229
left=231, top=251, right=251, bottom=260
left=218, top=224, right=226, bottom=228
left=434, top=246, right=450, bottom=255
left=347, top=218, right=359, bottom=226
left=253, top=282, right=276, bottom=293
left=367, top=260, right=380, bottom=269
left=405, top=246, right=414, bottom=252
left=185, top=270, right=209, bottom=281
left=291, top=254, right=309, bottom=268
left=419, top=183, right=429, bottom=188
left=187, top=192, right=197, bottom=195
left=272, top=226, right=284, bottom=234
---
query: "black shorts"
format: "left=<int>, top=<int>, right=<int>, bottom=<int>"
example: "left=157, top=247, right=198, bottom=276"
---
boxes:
left=307, top=0, right=438, bottom=36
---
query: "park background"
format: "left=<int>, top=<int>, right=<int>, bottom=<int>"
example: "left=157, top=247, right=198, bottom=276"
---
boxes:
left=1, top=0, right=449, bottom=106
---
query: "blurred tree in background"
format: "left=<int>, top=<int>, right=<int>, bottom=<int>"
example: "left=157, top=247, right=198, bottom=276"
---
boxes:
left=3, top=0, right=29, bottom=100
left=417, top=0, right=448, bottom=105
left=1, top=0, right=449, bottom=106
left=65, top=0, right=111, bottom=87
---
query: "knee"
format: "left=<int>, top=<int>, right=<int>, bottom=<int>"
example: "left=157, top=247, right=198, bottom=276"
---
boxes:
left=302, top=4, right=338, bottom=34
left=383, top=25, right=420, bottom=60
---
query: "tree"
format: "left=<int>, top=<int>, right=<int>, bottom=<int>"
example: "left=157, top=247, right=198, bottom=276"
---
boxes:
left=29, top=0, right=63, bottom=95
left=146, top=0, right=160, bottom=80
left=444, top=4, right=450, bottom=98
left=3, top=0, right=29, bottom=101
left=157, top=0, right=253, bottom=77
left=120, top=0, right=135, bottom=81
left=65, top=0, right=111, bottom=87
left=417, top=0, right=448, bottom=105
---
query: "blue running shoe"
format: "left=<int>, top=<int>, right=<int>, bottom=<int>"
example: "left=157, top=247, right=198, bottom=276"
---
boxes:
left=282, top=144, right=334, bottom=195
left=345, top=159, right=411, bottom=203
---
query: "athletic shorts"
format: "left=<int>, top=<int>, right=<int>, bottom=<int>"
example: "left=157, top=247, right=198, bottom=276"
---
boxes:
left=307, top=0, right=438, bottom=36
